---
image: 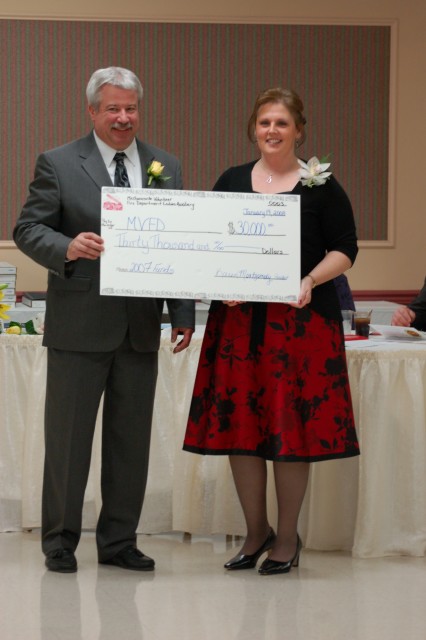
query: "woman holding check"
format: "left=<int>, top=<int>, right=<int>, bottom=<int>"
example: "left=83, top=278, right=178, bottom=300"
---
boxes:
left=183, top=87, right=359, bottom=575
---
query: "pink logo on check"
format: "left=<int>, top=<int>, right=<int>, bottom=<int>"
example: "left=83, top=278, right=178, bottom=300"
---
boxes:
left=103, top=194, right=123, bottom=211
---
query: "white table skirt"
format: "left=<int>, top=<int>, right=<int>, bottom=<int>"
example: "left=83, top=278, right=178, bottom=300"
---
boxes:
left=1, top=329, right=426, bottom=558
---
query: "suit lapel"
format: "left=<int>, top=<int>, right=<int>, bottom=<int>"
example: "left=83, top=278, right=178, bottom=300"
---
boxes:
left=77, top=134, right=158, bottom=190
left=79, top=133, right=113, bottom=190
left=137, top=141, right=155, bottom=188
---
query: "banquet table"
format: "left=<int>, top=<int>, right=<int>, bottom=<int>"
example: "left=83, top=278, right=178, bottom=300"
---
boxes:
left=1, top=328, right=426, bottom=558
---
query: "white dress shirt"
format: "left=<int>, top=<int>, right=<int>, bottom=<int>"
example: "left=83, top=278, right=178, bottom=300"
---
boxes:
left=93, top=132, right=142, bottom=188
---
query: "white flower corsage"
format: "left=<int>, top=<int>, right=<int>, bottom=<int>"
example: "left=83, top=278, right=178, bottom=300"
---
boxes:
left=298, top=156, right=332, bottom=187
left=147, top=160, right=171, bottom=186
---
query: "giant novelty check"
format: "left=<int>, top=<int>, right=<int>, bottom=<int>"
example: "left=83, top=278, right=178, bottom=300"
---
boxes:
left=100, top=187, right=301, bottom=302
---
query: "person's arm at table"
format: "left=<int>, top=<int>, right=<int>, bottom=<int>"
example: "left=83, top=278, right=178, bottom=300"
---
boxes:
left=391, top=306, right=416, bottom=326
left=408, top=278, right=426, bottom=330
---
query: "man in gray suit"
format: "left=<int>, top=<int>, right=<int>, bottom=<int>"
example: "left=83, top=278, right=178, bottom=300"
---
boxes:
left=391, top=276, right=426, bottom=331
left=13, top=67, right=195, bottom=573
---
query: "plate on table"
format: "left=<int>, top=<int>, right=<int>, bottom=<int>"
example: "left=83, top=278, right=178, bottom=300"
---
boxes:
left=370, top=325, right=426, bottom=341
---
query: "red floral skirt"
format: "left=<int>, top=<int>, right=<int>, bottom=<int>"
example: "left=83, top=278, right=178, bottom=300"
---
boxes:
left=183, top=302, right=359, bottom=462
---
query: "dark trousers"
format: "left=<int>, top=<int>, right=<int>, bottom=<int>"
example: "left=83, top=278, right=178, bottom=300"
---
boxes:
left=41, top=338, right=158, bottom=561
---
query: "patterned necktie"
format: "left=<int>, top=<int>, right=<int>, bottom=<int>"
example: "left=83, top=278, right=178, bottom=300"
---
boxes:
left=113, top=152, right=131, bottom=187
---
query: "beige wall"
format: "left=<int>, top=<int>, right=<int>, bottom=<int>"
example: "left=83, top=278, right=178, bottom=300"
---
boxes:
left=1, top=0, right=425, bottom=293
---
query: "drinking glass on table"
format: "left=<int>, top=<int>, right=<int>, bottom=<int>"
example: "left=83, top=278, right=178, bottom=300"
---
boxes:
left=354, top=310, right=372, bottom=337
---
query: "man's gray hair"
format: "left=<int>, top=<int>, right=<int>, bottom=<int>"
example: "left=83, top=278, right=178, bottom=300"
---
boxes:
left=86, top=67, right=143, bottom=109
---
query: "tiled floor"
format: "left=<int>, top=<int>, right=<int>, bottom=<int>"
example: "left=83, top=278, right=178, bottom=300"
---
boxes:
left=1, top=530, right=426, bottom=640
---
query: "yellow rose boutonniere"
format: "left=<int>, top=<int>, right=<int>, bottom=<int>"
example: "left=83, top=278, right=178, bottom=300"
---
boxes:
left=147, top=160, right=171, bottom=187
left=298, top=156, right=332, bottom=187
left=5, top=324, right=21, bottom=334
left=0, top=284, right=11, bottom=322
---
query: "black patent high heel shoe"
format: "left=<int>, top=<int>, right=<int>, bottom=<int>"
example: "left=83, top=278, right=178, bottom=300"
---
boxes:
left=258, top=534, right=302, bottom=576
left=224, top=528, right=276, bottom=570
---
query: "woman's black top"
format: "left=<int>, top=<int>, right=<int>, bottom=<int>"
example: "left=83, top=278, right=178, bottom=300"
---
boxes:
left=213, top=160, right=358, bottom=322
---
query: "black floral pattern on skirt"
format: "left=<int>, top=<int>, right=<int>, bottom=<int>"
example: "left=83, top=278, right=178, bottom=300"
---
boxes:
left=183, top=302, right=360, bottom=462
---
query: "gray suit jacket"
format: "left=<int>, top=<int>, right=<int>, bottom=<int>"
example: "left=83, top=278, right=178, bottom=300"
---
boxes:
left=14, top=132, right=195, bottom=351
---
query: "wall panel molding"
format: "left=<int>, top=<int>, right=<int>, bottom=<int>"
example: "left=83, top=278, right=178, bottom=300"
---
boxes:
left=353, top=290, right=416, bottom=305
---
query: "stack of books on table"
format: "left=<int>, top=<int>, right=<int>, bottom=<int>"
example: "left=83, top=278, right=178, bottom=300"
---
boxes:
left=21, top=291, right=47, bottom=309
left=0, top=262, right=17, bottom=308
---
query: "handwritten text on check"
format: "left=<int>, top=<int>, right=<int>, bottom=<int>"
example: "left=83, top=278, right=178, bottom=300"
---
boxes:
left=100, top=188, right=301, bottom=302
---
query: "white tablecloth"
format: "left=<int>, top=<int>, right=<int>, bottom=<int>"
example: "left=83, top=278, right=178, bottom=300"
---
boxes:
left=1, top=329, right=426, bottom=558
left=2, top=302, right=43, bottom=326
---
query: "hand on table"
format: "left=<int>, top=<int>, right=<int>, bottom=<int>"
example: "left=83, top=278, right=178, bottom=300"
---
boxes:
left=391, top=306, right=416, bottom=327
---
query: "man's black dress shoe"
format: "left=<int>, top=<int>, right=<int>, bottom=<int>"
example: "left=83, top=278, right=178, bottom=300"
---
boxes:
left=100, top=545, right=155, bottom=571
left=45, top=549, right=77, bottom=573
left=258, top=534, right=302, bottom=575
left=224, top=528, right=276, bottom=570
